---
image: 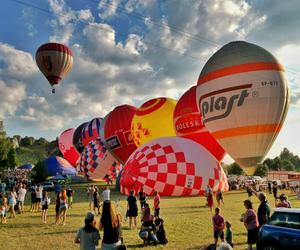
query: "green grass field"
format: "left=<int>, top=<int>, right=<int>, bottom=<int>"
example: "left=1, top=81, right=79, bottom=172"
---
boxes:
left=1, top=184, right=299, bottom=250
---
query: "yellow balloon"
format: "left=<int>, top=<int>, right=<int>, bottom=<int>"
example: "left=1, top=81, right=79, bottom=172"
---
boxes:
left=131, top=97, right=177, bottom=147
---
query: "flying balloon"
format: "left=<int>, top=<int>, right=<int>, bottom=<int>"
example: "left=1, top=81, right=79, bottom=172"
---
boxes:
left=131, top=97, right=177, bottom=147
left=120, top=137, right=228, bottom=196
left=81, top=118, right=103, bottom=147
left=80, top=139, right=120, bottom=181
left=35, top=42, right=73, bottom=93
left=58, top=128, right=80, bottom=166
left=104, top=104, right=137, bottom=164
left=196, top=41, right=289, bottom=175
left=173, top=86, right=225, bottom=161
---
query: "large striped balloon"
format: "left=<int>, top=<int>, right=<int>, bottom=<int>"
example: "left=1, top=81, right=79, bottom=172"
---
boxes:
left=120, top=137, right=228, bottom=196
left=196, top=41, right=289, bottom=175
left=81, top=118, right=103, bottom=147
left=35, top=43, right=73, bottom=92
left=173, top=86, right=225, bottom=161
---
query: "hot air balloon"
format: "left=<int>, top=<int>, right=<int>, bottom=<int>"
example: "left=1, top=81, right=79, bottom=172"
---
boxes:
left=58, top=128, right=80, bottom=166
left=35, top=42, right=73, bottom=93
left=196, top=41, right=289, bottom=175
left=80, top=139, right=120, bottom=181
left=104, top=104, right=137, bottom=164
left=73, top=122, right=88, bottom=153
left=44, top=156, right=77, bottom=177
left=120, top=137, right=228, bottom=196
left=131, top=97, right=177, bottom=147
left=81, top=118, right=103, bottom=147
left=173, top=86, right=225, bottom=161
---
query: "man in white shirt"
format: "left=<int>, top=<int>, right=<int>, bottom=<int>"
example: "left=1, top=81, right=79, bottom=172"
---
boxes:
left=102, top=187, right=110, bottom=202
left=17, top=184, right=27, bottom=213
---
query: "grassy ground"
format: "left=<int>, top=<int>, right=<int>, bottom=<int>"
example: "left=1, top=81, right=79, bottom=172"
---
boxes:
left=1, top=184, right=299, bottom=250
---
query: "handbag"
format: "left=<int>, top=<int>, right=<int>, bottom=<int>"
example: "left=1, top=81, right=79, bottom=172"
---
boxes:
left=118, top=237, right=127, bottom=250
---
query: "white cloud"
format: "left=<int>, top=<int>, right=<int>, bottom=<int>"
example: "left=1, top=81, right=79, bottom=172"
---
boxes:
left=98, top=0, right=121, bottom=20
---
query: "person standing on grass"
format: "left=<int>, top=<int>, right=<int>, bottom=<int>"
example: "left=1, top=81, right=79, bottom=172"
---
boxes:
left=75, top=212, right=100, bottom=250
left=272, top=182, right=278, bottom=200
left=207, top=190, right=214, bottom=212
left=66, top=187, right=74, bottom=208
left=58, top=190, right=68, bottom=225
left=8, top=188, right=17, bottom=218
left=212, top=207, right=225, bottom=246
left=35, top=185, right=43, bottom=212
left=225, top=221, right=233, bottom=248
left=1, top=197, right=8, bottom=224
left=216, top=189, right=224, bottom=207
left=87, top=185, right=95, bottom=210
left=127, top=190, right=138, bottom=229
left=17, top=184, right=27, bottom=214
left=153, top=191, right=161, bottom=218
left=242, top=199, right=259, bottom=250
left=55, top=191, right=61, bottom=225
left=93, top=186, right=101, bottom=215
left=30, top=189, right=36, bottom=212
left=138, top=187, right=147, bottom=210
left=41, top=191, right=50, bottom=224
left=102, top=187, right=110, bottom=202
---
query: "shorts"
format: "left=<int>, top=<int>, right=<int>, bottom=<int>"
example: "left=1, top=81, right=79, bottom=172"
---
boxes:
left=59, top=203, right=68, bottom=213
left=214, top=230, right=224, bottom=240
left=42, top=205, right=48, bottom=210
left=36, top=198, right=42, bottom=203
left=247, top=227, right=259, bottom=244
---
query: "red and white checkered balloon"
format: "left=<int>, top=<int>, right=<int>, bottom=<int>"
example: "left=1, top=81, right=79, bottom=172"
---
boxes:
left=120, top=137, right=228, bottom=196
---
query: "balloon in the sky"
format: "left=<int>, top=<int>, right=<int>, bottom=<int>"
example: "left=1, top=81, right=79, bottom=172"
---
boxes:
left=120, top=137, right=228, bottom=196
left=73, top=122, right=88, bottom=153
left=35, top=42, right=73, bottom=93
left=81, top=118, right=103, bottom=147
left=104, top=104, right=137, bottom=164
left=80, top=139, right=120, bottom=181
left=44, top=156, right=77, bottom=177
left=196, top=41, right=289, bottom=175
left=173, top=86, right=225, bottom=161
left=58, top=128, right=80, bottom=166
left=131, top=97, right=177, bottom=147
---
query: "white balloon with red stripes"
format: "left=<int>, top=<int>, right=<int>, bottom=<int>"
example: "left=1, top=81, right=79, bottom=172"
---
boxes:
left=196, top=41, right=289, bottom=175
left=120, top=136, right=228, bottom=196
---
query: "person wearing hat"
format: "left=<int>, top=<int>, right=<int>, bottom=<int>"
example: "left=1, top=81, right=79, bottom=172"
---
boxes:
left=75, top=212, right=100, bottom=250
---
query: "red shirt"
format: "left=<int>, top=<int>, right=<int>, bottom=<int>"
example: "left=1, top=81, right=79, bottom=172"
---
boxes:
left=154, top=194, right=160, bottom=209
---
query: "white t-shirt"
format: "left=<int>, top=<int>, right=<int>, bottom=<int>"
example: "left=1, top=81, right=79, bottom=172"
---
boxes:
left=102, top=189, right=110, bottom=201
left=36, top=187, right=43, bottom=198
left=17, top=188, right=27, bottom=202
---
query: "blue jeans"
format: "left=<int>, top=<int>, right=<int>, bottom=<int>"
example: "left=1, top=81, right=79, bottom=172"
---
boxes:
left=139, top=230, right=158, bottom=243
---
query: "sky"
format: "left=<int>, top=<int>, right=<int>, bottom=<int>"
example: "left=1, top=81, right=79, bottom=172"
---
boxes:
left=0, top=0, right=300, bottom=164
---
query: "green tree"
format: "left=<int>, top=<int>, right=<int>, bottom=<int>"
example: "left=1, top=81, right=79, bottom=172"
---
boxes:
left=0, top=120, right=13, bottom=164
left=254, top=163, right=268, bottom=177
left=30, top=160, right=47, bottom=182
left=282, top=159, right=295, bottom=171
left=6, top=147, right=16, bottom=168
left=227, top=162, right=244, bottom=175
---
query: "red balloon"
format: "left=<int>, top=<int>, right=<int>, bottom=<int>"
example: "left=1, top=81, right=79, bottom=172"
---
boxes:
left=173, top=86, right=225, bottom=161
left=58, top=128, right=80, bottom=166
left=104, top=105, right=137, bottom=164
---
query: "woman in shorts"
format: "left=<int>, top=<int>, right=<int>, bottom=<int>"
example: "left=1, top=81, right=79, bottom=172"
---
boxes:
left=58, top=190, right=68, bottom=225
left=41, top=191, right=50, bottom=224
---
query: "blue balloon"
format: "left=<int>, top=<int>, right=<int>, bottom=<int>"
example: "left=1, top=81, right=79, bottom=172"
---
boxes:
left=43, top=156, right=76, bottom=177
left=17, top=164, right=34, bottom=170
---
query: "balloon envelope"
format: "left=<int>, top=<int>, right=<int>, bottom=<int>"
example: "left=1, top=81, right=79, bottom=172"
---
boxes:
left=73, top=122, right=88, bottom=153
left=58, top=128, right=80, bottom=166
left=196, top=41, right=289, bottom=175
left=173, top=86, right=225, bottom=161
left=35, top=43, right=73, bottom=89
left=80, top=139, right=120, bottom=181
left=120, top=137, right=228, bottom=196
left=81, top=118, right=103, bottom=147
left=17, top=164, right=34, bottom=170
left=131, top=97, right=177, bottom=147
left=104, top=104, right=137, bottom=164
left=44, top=156, right=76, bottom=177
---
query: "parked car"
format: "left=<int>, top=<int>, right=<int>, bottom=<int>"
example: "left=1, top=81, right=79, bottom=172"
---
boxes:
left=29, top=182, right=55, bottom=191
left=257, top=208, right=300, bottom=250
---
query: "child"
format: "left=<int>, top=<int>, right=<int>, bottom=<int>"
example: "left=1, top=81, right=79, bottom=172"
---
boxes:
left=212, top=207, right=225, bottom=245
left=1, top=197, right=8, bottom=224
left=41, top=191, right=50, bottom=224
left=225, top=221, right=233, bottom=248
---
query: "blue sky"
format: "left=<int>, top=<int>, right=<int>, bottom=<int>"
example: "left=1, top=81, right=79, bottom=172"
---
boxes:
left=1, top=0, right=300, bottom=163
